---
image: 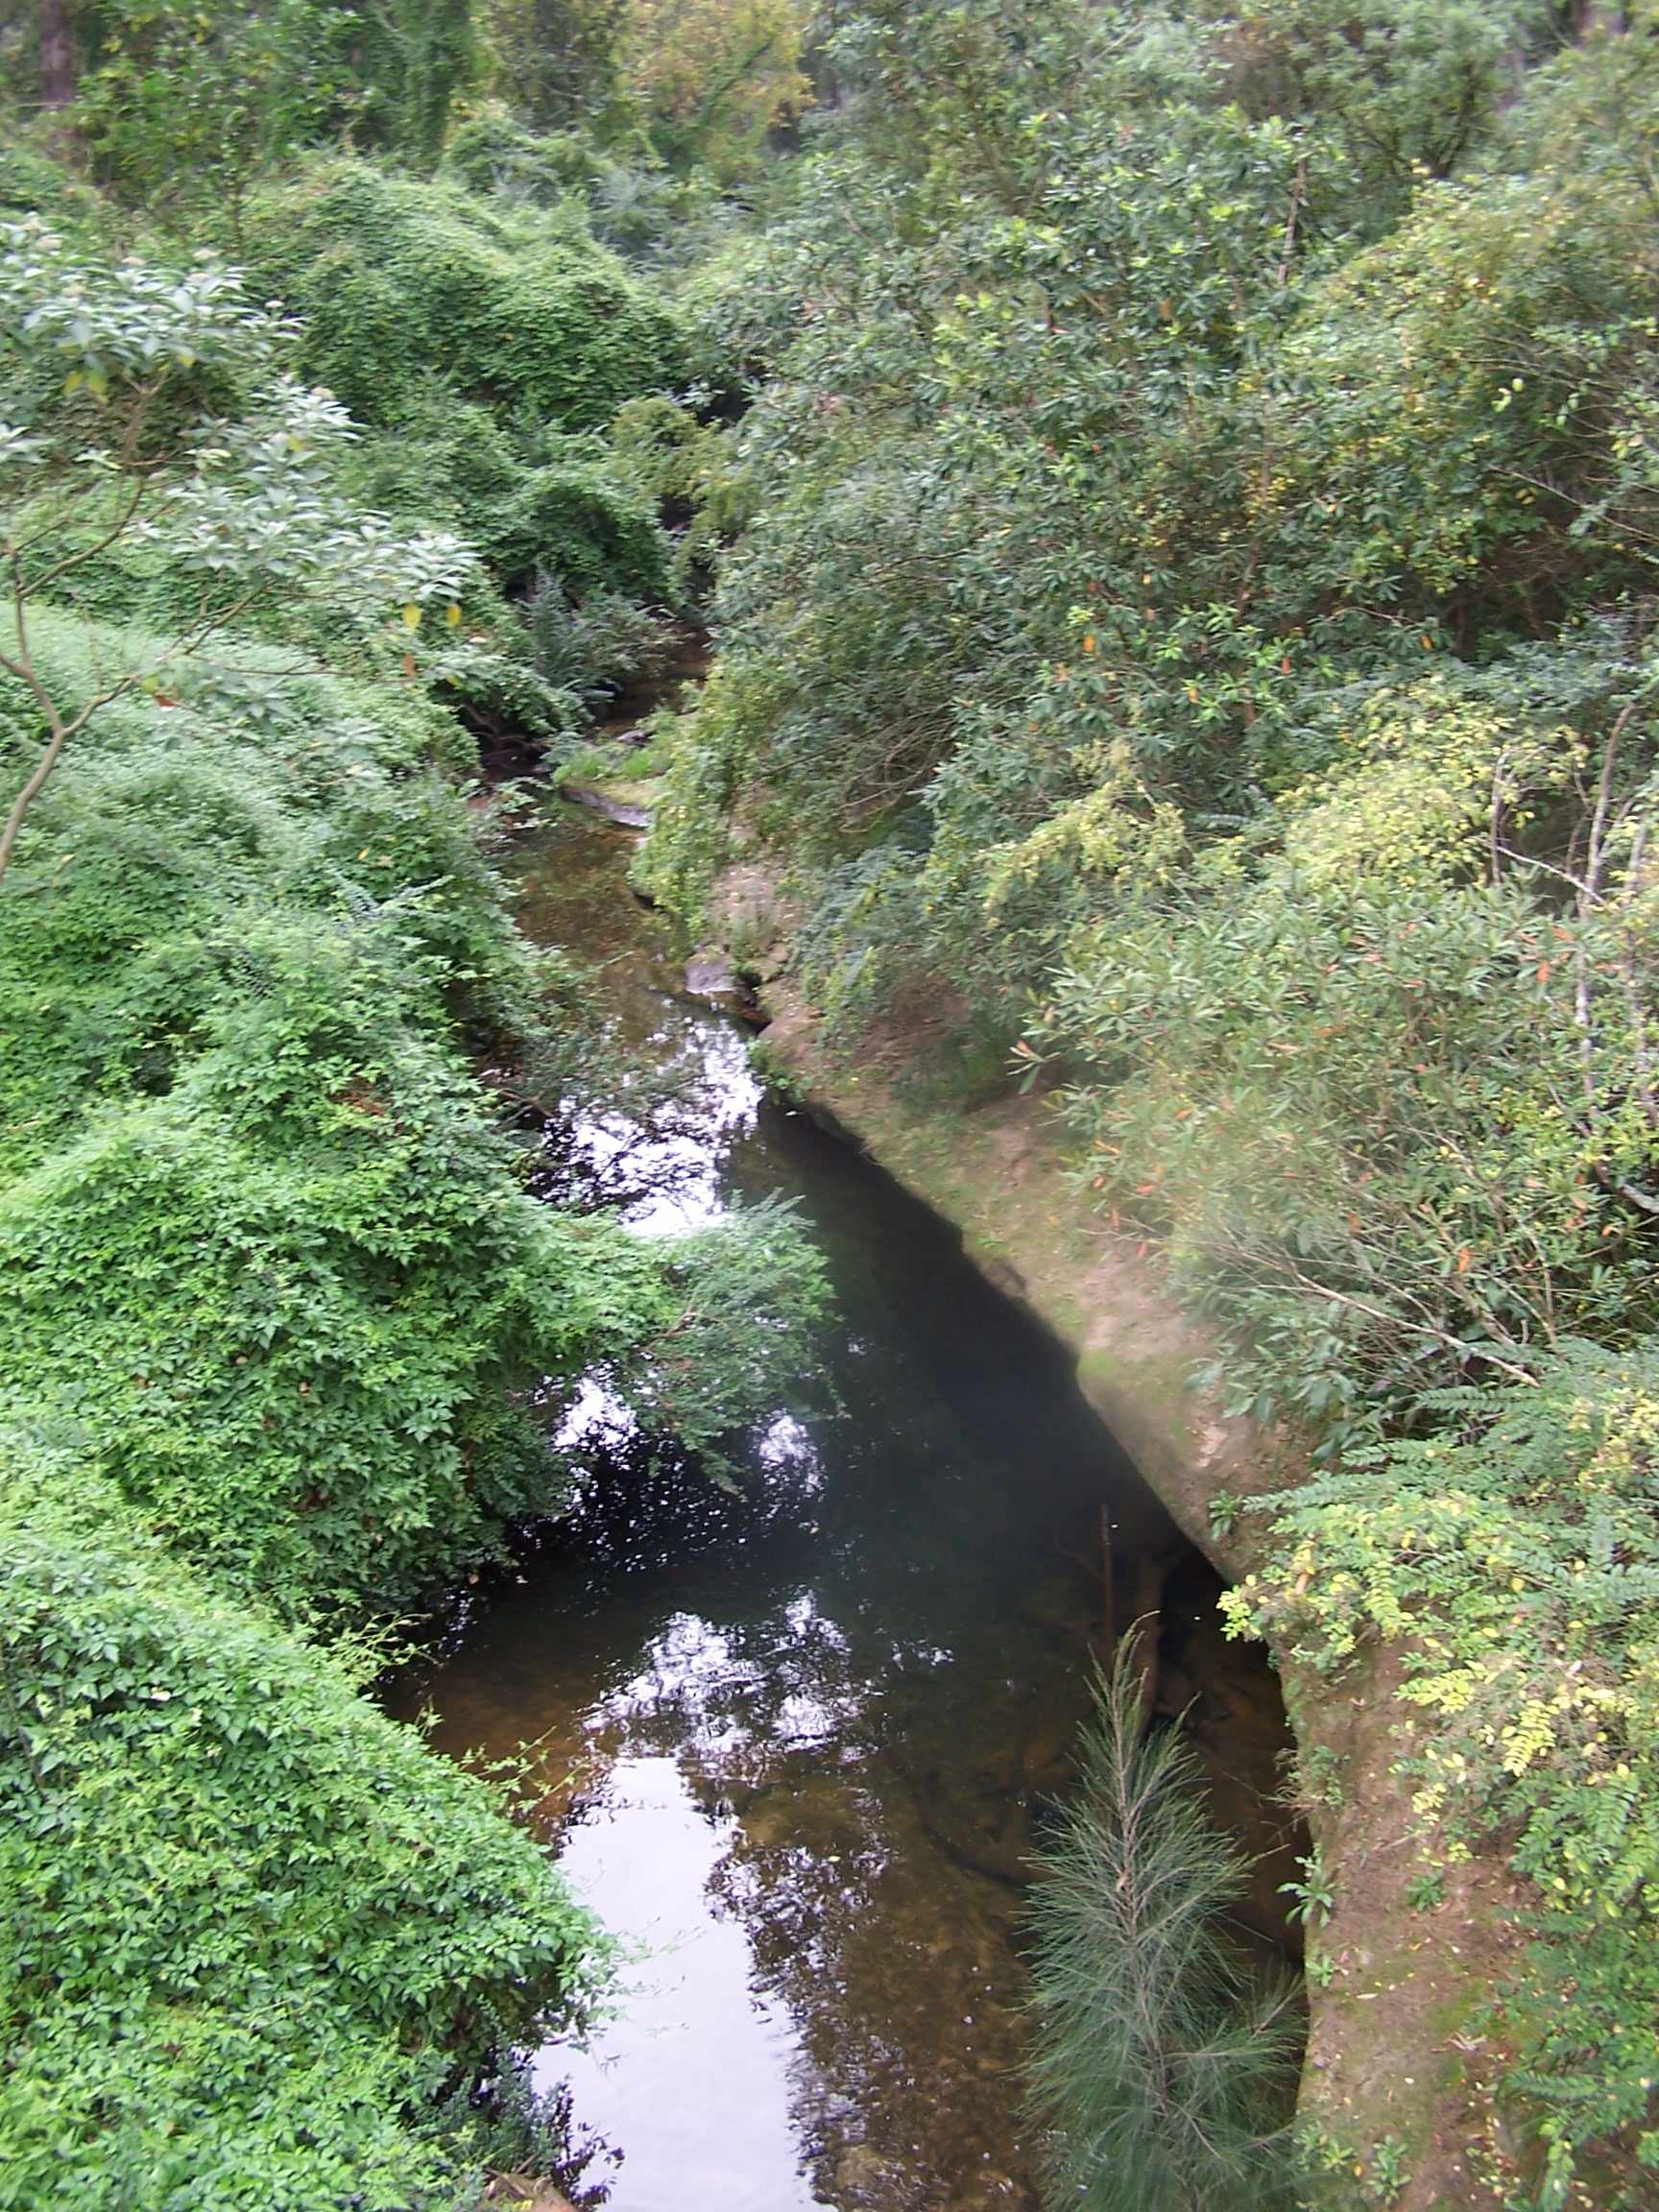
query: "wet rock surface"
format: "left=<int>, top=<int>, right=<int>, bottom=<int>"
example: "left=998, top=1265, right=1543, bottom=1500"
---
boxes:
left=562, top=782, right=656, bottom=830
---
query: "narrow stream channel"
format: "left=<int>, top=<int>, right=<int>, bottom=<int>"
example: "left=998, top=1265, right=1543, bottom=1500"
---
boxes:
left=387, top=805, right=1300, bottom=2212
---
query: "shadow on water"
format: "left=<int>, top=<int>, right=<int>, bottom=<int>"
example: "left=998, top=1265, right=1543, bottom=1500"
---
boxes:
left=385, top=805, right=1303, bottom=2212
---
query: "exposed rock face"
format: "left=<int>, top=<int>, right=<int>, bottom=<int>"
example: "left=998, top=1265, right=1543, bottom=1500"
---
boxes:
left=483, top=2177, right=576, bottom=2211
left=685, top=949, right=764, bottom=1022
left=740, top=965, right=1518, bottom=2212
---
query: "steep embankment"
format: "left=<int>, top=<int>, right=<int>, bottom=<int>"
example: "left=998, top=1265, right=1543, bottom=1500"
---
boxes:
left=0, top=171, right=823, bottom=2206
left=723, top=925, right=1519, bottom=2212
left=629, top=21, right=1659, bottom=2202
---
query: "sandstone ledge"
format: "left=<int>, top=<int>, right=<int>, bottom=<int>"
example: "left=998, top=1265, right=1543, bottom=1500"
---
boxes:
left=751, top=976, right=1522, bottom=2212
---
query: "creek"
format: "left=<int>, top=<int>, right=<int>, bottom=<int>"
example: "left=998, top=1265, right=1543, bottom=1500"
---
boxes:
left=385, top=803, right=1301, bottom=2212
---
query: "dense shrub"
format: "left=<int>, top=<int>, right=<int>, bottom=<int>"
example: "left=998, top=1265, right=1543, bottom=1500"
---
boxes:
left=1, top=419, right=821, bottom=2198
left=348, top=397, right=672, bottom=606
left=239, top=157, right=683, bottom=696
left=0, top=609, right=821, bottom=1624
left=0, top=134, right=99, bottom=225
left=0, top=978, right=664, bottom=1614
left=1026, top=1645, right=1300, bottom=2212
left=245, top=160, right=685, bottom=433
left=1227, top=1344, right=1659, bottom=2200
left=444, top=109, right=611, bottom=204
left=493, top=440, right=669, bottom=598
left=0, top=1417, right=603, bottom=2212
left=526, top=577, right=676, bottom=705
left=0, top=63, right=845, bottom=2200
left=0, top=613, right=532, bottom=1179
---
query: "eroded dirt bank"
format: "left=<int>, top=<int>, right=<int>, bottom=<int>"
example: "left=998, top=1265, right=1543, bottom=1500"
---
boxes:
left=738, top=967, right=1522, bottom=2212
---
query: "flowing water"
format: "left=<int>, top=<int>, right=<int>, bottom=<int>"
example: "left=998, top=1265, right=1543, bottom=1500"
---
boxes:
left=387, top=805, right=1298, bottom=2212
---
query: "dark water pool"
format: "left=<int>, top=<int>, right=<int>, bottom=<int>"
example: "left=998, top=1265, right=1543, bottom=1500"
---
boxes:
left=386, top=807, right=1297, bottom=2212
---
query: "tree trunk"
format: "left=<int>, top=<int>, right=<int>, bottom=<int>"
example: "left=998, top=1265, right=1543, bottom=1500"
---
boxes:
left=399, top=0, right=473, bottom=170
left=37, top=0, right=77, bottom=108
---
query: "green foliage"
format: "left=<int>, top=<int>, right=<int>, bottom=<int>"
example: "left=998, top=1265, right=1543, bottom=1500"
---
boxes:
left=445, top=107, right=613, bottom=197
left=29, top=0, right=1659, bottom=2195
left=1034, top=655, right=1656, bottom=1437
left=0, top=604, right=824, bottom=1623
left=526, top=577, right=674, bottom=705
left=0, top=614, right=513, bottom=1164
left=1226, top=1343, right=1659, bottom=2198
left=0, top=215, right=478, bottom=881
left=0, top=133, right=101, bottom=227
left=648, top=5, right=1659, bottom=999
left=444, top=107, right=737, bottom=268
left=1197, top=0, right=1556, bottom=227
left=479, top=0, right=813, bottom=188
left=66, top=0, right=371, bottom=220
left=1024, top=1640, right=1301, bottom=2212
left=397, top=0, right=479, bottom=171
left=28, top=0, right=494, bottom=204
left=245, top=159, right=685, bottom=434
left=351, top=397, right=671, bottom=601
left=620, top=0, right=812, bottom=179
left=637, top=652, right=774, bottom=919
left=491, top=438, right=669, bottom=599
left=0, top=1415, right=604, bottom=2210
left=237, top=155, right=684, bottom=675
left=615, top=1196, right=831, bottom=1462
left=478, top=2, right=628, bottom=131
left=0, top=175, right=822, bottom=2198
left=1277, top=1847, right=1334, bottom=1929
left=0, top=597, right=826, bottom=2188
left=610, top=392, right=742, bottom=576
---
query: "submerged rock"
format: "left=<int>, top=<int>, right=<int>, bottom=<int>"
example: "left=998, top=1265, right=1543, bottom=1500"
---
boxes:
left=833, top=2142, right=906, bottom=2205
left=685, top=950, right=739, bottom=998
left=562, top=781, right=654, bottom=830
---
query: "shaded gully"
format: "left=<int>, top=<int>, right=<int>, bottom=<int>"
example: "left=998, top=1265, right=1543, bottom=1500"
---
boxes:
left=385, top=805, right=1304, bottom=2212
